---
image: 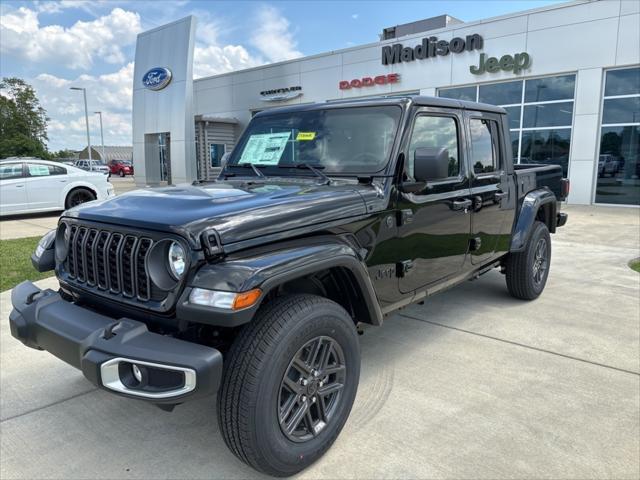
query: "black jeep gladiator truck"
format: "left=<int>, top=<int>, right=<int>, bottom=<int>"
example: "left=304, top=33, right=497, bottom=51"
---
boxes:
left=10, top=96, right=568, bottom=476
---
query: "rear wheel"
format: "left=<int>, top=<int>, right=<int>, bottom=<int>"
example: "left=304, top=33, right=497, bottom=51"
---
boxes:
left=119, top=169, right=125, bottom=177
left=65, top=188, right=96, bottom=209
left=218, top=294, right=360, bottom=477
left=505, top=220, right=551, bottom=300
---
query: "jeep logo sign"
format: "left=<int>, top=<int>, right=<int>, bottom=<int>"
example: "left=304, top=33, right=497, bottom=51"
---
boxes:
left=382, top=34, right=483, bottom=65
left=142, top=67, right=172, bottom=91
left=470, top=52, right=531, bottom=75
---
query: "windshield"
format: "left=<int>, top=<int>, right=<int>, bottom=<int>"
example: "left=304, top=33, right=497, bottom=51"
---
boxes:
left=227, top=105, right=402, bottom=174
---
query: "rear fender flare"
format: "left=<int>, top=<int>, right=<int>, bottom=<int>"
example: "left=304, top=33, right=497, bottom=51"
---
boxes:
left=510, top=189, right=557, bottom=252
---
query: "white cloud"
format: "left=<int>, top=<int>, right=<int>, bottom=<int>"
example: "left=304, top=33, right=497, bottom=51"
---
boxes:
left=193, top=44, right=263, bottom=78
left=250, top=5, right=302, bottom=62
left=32, top=63, right=134, bottom=150
left=352, top=14, right=359, bottom=20
left=0, top=6, right=142, bottom=69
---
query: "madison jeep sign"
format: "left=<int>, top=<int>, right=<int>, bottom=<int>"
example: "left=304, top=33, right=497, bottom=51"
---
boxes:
left=381, top=34, right=483, bottom=65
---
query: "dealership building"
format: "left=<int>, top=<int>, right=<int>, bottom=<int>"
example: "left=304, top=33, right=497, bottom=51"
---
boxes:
left=132, top=0, right=639, bottom=205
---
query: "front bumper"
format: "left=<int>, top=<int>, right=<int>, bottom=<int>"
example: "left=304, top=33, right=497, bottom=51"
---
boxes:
left=9, top=281, right=223, bottom=404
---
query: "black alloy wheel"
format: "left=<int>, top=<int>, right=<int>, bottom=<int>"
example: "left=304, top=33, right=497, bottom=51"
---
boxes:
left=278, top=335, right=346, bottom=442
left=505, top=220, right=551, bottom=300
left=532, top=238, right=548, bottom=286
left=66, top=188, right=96, bottom=208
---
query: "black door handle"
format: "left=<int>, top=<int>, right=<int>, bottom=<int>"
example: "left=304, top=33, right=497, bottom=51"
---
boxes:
left=452, top=199, right=472, bottom=211
left=494, top=191, right=508, bottom=201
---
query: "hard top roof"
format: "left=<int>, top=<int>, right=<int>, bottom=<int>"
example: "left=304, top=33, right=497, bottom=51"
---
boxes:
left=253, top=95, right=506, bottom=117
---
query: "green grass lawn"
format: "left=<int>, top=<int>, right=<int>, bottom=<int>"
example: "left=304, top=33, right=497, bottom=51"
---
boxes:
left=631, top=259, right=640, bottom=274
left=0, top=236, right=54, bottom=291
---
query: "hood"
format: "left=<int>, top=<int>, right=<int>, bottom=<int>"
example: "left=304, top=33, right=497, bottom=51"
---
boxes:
left=64, top=180, right=372, bottom=247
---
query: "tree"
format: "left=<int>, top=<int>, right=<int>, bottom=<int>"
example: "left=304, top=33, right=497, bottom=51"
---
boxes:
left=0, top=77, right=51, bottom=159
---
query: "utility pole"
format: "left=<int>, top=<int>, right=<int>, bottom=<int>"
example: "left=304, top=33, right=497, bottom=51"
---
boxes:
left=70, top=87, right=92, bottom=161
left=94, top=111, right=106, bottom=162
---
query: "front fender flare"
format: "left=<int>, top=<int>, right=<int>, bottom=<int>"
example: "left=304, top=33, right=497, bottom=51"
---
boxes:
left=510, top=188, right=557, bottom=252
left=178, top=241, right=383, bottom=327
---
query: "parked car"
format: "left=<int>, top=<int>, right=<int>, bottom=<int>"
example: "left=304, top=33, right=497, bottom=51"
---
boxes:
left=598, top=154, right=622, bottom=177
left=109, top=160, right=134, bottom=177
left=12, top=97, right=569, bottom=476
left=75, top=159, right=110, bottom=176
left=0, top=159, right=114, bottom=216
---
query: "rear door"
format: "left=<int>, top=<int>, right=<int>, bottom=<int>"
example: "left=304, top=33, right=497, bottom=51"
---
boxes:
left=0, top=162, right=27, bottom=214
left=25, top=162, right=68, bottom=210
left=467, top=113, right=514, bottom=265
left=396, top=108, right=472, bottom=293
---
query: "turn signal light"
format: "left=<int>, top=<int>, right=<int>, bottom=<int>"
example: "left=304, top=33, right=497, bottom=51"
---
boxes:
left=233, top=289, right=262, bottom=310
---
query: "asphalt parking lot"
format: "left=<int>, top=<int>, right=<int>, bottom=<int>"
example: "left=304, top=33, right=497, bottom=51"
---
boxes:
left=1, top=205, right=638, bottom=479
left=0, top=176, right=137, bottom=240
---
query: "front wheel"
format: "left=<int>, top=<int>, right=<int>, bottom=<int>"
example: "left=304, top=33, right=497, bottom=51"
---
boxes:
left=218, top=294, right=360, bottom=477
left=119, top=169, right=125, bottom=177
left=505, top=220, right=551, bottom=300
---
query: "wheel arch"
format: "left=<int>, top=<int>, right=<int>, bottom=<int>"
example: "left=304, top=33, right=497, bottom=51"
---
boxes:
left=510, top=188, right=557, bottom=252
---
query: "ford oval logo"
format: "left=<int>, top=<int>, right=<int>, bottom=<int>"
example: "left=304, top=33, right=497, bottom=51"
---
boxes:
left=142, top=67, right=172, bottom=91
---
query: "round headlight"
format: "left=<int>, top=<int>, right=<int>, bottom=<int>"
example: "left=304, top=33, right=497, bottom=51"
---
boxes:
left=168, top=242, right=186, bottom=279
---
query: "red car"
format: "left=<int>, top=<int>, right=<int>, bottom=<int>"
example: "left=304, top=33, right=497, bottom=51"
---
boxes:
left=109, top=160, right=134, bottom=177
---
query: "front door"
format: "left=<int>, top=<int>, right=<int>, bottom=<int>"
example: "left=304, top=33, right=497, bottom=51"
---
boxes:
left=397, top=109, right=472, bottom=294
left=467, top=113, right=514, bottom=265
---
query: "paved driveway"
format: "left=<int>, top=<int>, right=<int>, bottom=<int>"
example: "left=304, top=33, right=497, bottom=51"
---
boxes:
left=1, top=205, right=638, bottom=479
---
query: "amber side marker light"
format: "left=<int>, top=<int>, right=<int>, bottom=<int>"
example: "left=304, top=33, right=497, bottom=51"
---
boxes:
left=233, top=289, right=262, bottom=310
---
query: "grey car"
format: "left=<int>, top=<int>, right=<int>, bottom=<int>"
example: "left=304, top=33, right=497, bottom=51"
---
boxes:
left=75, top=160, right=110, bottom=176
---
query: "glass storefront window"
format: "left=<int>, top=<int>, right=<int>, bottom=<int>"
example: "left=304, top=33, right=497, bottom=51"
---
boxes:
left=602, top=97, right=640, bottom=125
left=604, top=68, right=640, bottom=97
left=478, top=81, right=522, bottom=106
left=524, top=75, right=575, bottom=102
left=438, top=86, right=477, bottom=101
left=523, top=102, right=574, bottom=128
left=520, top=129, right=571, bottom=177
left=438, top=74, right=576, bottom=175
left=596, top=66, right=640, bottom=205
left=503, top=106, right=521, bottom=130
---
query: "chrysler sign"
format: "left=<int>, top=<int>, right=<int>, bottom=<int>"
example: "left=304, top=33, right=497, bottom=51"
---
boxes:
left=260, top=86, right=303, bottom=102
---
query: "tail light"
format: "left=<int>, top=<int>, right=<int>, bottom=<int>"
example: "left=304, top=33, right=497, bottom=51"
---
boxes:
left=561, top=179, right=570, bottom=200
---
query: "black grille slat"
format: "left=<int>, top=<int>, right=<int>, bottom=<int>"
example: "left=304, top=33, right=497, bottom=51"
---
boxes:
left=107, top=233, right=123, bottom=293
left=85, top=229, right=98, bottom=286
left=75, top=228, right=87, bottom=282
left=135, top=238, right=153, bottom=301
left=121, top=236, right=137, bottom=297
left=96, top=231, right=110, bottom=289
left=66, top=225, right=78, bottom=278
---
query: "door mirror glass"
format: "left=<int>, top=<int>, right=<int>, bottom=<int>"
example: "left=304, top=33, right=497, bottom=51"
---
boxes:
left=414, top=147, right=450, bottom=182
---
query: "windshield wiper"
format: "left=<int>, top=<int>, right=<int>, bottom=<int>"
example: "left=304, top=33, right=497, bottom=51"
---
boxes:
left=279, top=163, right=331, bottom=185
left=236, top=163, right=266, bottom=178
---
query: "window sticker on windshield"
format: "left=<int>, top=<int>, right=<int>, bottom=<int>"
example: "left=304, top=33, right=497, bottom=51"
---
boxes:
left=239, top=132, right=291, bottom=165
left=296, top=132, right=316, bottom=141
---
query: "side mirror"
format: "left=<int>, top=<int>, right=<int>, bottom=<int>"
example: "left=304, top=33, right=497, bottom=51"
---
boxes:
left=414, top=147, right=450, bottom=182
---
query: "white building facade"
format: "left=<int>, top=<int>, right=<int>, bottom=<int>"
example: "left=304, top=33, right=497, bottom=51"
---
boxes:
left=132, top=0, right=640, bottom=205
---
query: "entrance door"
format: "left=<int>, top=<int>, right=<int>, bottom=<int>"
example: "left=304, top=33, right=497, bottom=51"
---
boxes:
left=467, top=113, right=514, bottom=265
left=158, top=133, right=171, bottom=183
left=397, top=109, right=472, bottom=294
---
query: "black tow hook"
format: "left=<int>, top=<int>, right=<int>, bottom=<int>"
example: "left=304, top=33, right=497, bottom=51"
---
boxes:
left=103, top=321, right=121, bottom=340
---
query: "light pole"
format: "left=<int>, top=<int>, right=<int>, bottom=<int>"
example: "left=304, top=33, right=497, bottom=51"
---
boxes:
left=94, top=111, right=106, bottom=162
left=70, top=87, right=92, bottom=162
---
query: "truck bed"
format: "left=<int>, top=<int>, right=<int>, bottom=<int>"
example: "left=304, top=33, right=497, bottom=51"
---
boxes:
left=514, top=163, right=565, bottom=201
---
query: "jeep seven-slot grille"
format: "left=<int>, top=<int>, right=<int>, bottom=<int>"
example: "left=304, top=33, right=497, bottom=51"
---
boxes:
left=65, top=225, right=153, bottom=301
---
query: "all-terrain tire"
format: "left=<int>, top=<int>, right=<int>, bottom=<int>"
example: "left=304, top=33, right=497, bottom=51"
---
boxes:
left=218, top=294, right=360, bottom=477
left=505, top=220, right=551, bottom=300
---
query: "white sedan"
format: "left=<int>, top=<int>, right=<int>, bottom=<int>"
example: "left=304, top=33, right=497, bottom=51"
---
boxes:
left=0, top=158, right=115, bottom=216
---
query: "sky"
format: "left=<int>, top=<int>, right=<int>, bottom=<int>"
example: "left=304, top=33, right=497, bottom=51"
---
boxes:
left=0, top=0, right=564, bottom=152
